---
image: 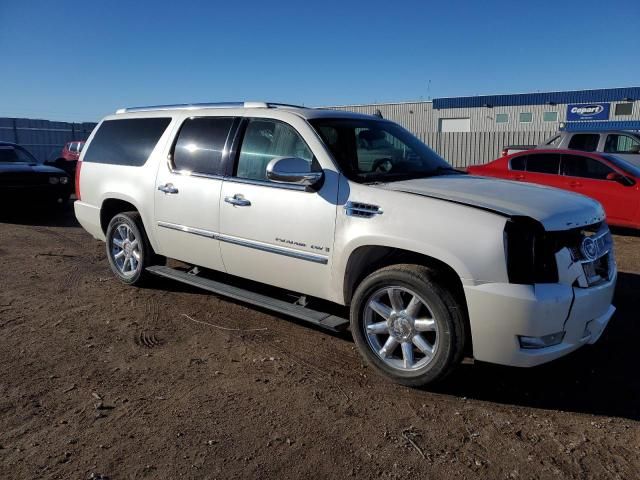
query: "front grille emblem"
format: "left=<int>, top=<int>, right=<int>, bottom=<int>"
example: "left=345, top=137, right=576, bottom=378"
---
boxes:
left=580, top=236, right=599, bottom=261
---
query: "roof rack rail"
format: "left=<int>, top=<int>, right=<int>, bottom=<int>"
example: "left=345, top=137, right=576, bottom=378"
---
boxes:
left=115, top=101, right=307, bottom=114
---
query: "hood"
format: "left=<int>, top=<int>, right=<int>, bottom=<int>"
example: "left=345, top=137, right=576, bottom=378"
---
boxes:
left=378, top=175, right=605, bottom=231
left=0, top=162, right=67, bottom=175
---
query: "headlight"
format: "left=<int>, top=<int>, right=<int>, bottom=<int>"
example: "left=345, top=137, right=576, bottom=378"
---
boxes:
left=48, top=177, right=60, bottom=184
left=59, top=176, right=69, bottom=185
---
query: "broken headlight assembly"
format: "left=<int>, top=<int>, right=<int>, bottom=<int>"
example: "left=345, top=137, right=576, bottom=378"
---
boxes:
left=503, top=218, right=558, bottom=285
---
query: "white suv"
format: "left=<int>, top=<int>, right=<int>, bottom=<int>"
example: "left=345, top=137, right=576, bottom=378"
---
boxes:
left=75, top=102, right=617, bottom=386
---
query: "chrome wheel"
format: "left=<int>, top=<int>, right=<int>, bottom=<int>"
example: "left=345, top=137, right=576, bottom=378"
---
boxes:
left=363, top=286, right=439, bottom=371
left=110, top=223, right=141, bottom=277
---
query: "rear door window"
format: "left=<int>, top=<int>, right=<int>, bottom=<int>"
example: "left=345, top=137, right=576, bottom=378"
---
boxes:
left=83, top=118, right=172, bottom=166
left=562, top=154, right=613, bottom=180
left=525, top=153, right=560, bottom=174
left=567, top=134, right=599, bottom=152
left=172, top=117, right=235, bottom=176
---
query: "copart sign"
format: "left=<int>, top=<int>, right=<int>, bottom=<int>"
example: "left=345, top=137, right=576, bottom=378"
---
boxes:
left=567, top=103, right=610, bottom=121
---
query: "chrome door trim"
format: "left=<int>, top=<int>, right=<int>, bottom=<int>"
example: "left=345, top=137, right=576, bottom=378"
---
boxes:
left=217, top=233, right=328, bottom=264
left=157, top=221, right=216, bottom=238
left=156, top=222, right=328, bottom=264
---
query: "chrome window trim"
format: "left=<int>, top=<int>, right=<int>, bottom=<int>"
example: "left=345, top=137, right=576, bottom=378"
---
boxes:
left=223, top=176, right=308, bottom=191
left=165, top=160, right=226, bottom=181
left=157, top=222, right=328, bottom=264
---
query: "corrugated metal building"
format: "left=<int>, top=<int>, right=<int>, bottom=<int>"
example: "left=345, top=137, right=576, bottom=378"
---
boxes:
left=326, top=87, right=640, bottom=167
left=0, top=117, right=96, bottom=162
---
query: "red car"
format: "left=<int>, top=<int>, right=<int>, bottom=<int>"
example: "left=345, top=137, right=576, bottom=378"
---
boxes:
left=61, top=141, right=85, bottom=161
left=45, top=141, right=85, bottom=182
left=468, top=149, right=640, bottom=229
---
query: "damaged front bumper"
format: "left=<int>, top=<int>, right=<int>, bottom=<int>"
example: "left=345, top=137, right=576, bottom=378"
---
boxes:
left=464, top=243, right=617, bottom=367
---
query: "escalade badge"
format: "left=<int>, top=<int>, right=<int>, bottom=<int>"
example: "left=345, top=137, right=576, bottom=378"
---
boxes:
left=580, top=236, right=598, bottom=261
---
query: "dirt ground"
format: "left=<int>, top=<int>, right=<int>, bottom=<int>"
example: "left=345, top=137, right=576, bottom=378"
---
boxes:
left=1, top=205, right=639, bottom=480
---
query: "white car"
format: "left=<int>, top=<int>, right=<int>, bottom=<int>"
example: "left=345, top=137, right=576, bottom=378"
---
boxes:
left=539, top=130, right=640, bottom=167
left=74, top=102, right=617, bottom=386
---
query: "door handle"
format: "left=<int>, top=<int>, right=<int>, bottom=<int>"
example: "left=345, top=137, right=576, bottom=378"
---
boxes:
left=513, top=174, right=525, bottom=180
left=224, top=194, right=251, bottom=207
left=569, top=181, right=582, bottom=187
left=158, top=183, right=179, bottom=194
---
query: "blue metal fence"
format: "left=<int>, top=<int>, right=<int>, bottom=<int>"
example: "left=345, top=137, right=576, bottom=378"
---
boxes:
left=0, top=117, right=97, bottom=162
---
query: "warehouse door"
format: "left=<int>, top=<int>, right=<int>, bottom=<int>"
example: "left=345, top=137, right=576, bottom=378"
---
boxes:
left=439, top=117, right=471, bottom=132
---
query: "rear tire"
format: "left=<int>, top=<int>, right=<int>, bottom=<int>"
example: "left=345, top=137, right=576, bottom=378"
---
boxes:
left=105, top=212, right=156, bottom=286
left=350, top=264, right=466, bottom=387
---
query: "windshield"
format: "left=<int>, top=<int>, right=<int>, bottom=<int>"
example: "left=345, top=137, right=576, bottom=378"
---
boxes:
left=310, top=118, right=457, bottom=183
left=0, top=145, right=38, bottom=164
left=602, top=154, right=640, bottom=178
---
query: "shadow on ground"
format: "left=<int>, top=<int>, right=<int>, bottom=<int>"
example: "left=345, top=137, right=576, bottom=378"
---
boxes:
left=151, top=268, right=640, bottom=420
left=0, top=201, right=79, bottom=228
left=435, top=271, right=640, bottom=421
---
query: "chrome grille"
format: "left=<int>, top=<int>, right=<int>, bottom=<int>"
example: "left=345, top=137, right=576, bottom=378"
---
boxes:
left=570, top=227, right=613, bottom=287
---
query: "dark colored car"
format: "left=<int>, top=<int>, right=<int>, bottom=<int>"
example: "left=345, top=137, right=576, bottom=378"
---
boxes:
left=45, top=140, right=85, bottom=179
left=468, top=149, right=640, bottom=229
left=0, top=142, right=72, bottom=205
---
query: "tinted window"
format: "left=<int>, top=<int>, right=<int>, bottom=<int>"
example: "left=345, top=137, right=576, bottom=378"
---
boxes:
left=543, top=111, right=558, bottom=122
left=562, top=154, right=613, bottom=180
left=615, top=103, right=633, bottom=116
left=604, top=134, right=640, bottom=154
left=84, top=118, right=171, bottom=166
left=496, top=113, right=508, bottom=123
left=526, top=154, right=560, bottom=174
left=236, top=119, right=313, bottom=181
left=510, top=155, right=526, bottom=171
left=568, top=134, right=599, bottom=152
left=172, top=117, right=234, bottom=176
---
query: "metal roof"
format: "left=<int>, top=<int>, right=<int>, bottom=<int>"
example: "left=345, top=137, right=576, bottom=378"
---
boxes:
left=433, top=87, right=640, bottom=109
left=562, top=120, right=640, bottom=132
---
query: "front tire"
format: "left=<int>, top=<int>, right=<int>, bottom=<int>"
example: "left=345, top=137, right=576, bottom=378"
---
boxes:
left=350, top=264, right=466, bottom=387
left=105, top=212, right=154, bottom=286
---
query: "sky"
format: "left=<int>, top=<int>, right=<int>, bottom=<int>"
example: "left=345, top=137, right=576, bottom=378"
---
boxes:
left=0, top=0, right=638, bottom=122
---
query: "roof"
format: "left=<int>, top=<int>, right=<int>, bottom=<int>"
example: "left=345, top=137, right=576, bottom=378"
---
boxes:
left=433, top=86, right=640, bottom=109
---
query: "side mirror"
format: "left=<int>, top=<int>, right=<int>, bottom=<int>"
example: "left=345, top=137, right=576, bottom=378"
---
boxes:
left=606, top=171, right=634, bottom=186
left=266, top=157, right=323, bottom=187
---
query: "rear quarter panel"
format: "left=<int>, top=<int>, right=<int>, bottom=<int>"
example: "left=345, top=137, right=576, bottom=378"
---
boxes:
left=76, top=116, right=178, bottom=250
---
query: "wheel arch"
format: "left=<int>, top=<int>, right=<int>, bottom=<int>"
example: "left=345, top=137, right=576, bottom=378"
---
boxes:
left=99, top=195, right=160, bottom=253
left=343, top=245, right=467, bottom=307
left=342, top=244, right=472, bottom=356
